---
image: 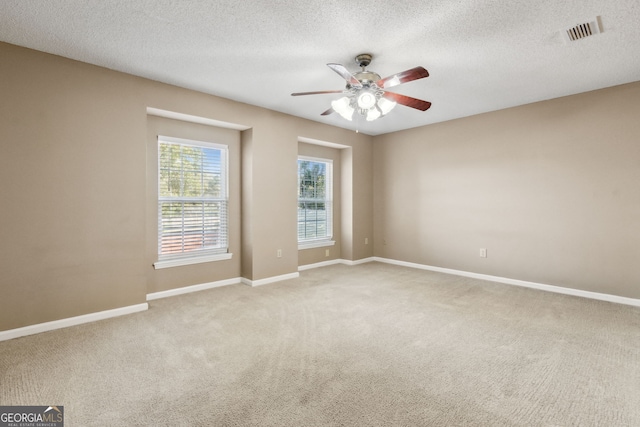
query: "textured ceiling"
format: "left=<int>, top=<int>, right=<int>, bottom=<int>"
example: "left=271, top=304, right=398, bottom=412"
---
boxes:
left=1, top=0, right=640, bottom=135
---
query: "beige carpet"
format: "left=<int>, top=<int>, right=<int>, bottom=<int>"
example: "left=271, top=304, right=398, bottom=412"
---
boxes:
left=1, top=262, right=639, bottom=426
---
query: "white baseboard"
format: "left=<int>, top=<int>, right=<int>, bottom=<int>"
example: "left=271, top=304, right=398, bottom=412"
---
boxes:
left=1, top=271, right=300, bottom=341
left=373, top=257, right=640, bottom=308
left=299, top=257, right=376, bottom=271
left=242, top=272, right=300, bottom=287
left=342, top=257, right=376, bottom=266
left=147, top=277, right=242, bottom=301
left=298, top=259, right=344, bottom=271
left=7, top=256, right=635, bottom=343
left=0, top=303, right=149, bottom=342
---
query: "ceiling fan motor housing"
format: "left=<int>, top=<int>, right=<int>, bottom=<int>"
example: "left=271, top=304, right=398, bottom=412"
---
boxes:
left=353, top=71, right=381, bottom=86
left=351, top=53, right=381, bottom=87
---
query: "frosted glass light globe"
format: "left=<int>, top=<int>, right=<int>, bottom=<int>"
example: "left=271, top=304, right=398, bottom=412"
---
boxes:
left=357, top=91, right=376, bottom=109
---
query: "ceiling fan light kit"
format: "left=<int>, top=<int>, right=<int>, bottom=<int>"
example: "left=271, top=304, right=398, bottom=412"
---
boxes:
left=331, top=96, right=355, bottom=120
left=292, top=53, right=431, bottom=123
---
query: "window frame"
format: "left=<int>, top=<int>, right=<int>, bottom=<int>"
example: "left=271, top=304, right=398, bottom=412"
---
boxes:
left=153, top=135, right=232, bottom=269
left=297, top=155, right=335, bottom=249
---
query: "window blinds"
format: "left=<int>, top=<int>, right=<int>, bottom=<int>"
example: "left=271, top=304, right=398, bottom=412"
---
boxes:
left=158, top=136, right=228, bottom=258
left=297, top=157, right=333, bottom=242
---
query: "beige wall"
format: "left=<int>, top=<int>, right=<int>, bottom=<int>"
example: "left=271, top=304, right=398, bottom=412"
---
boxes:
left=0, top=42, right=373, bottom=331
left=0, top=43, right=147, bottom=330
left=373, top=82, right=640, bottom=299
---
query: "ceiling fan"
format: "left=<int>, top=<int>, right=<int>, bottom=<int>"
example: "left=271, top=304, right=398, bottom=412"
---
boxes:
left=291, top=53, right=431, bottom=122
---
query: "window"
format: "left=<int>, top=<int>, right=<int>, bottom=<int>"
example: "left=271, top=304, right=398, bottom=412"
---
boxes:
left=155, top=136, right=230, bottom=268
left=298, top=156, right=334, bottom=248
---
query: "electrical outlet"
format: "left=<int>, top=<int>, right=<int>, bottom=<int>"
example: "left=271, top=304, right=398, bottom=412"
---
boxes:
left=325, top=249, right=330, bottom=257
left=479, top=248, right=487, bottom=258
left=277, top=249, right=282, bottom=258
left=365, top=237, right=369, bottom=245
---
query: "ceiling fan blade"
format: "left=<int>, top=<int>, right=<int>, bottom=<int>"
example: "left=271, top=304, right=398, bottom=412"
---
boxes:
left=377, top=66, right=429, bottom=89
left=383, top=91, right=432, bottom=111
left=321, top=107, right=335, bottom=116
left=327, top=63, right=363, bottom=88
left=291, top=90, right=345, bottom=96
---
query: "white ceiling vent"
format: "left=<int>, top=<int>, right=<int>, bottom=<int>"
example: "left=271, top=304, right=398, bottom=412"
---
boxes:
left=562, top=18, right=601, bottom=42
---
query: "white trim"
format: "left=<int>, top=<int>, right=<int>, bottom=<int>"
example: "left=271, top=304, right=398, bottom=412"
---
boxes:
left=158, top=134, right=228, bottom=150
left=154, top=252, right=233, bottom=269
left=298, top=259, right=344, bottom=271
left=298, top=136, right=349, bottom=149
left=0, top=303, right=149, bottom=342
left=298, top=240, right=335, bottom=250
left=146, top=277, right=241, bottom=301
left=9, top=257, right=634, bottom=343
left=299, top=155, right=334, bottom=164
left=298, top=257, right=375, bottom=270
left=372, top=257, right=640, bottom=308
left=146, top=107, right=250, bottom=131
left=343, top=257, right=376, bottom=266
left=242, top=272, right=300, bottom=287
left=298, top=156, right=334, bottom=245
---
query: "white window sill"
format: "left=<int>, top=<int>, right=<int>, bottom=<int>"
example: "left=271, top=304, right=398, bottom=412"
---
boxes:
left=298, top=240, right=336, bottom=250
left=154, top=252, right=233, bottom=269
